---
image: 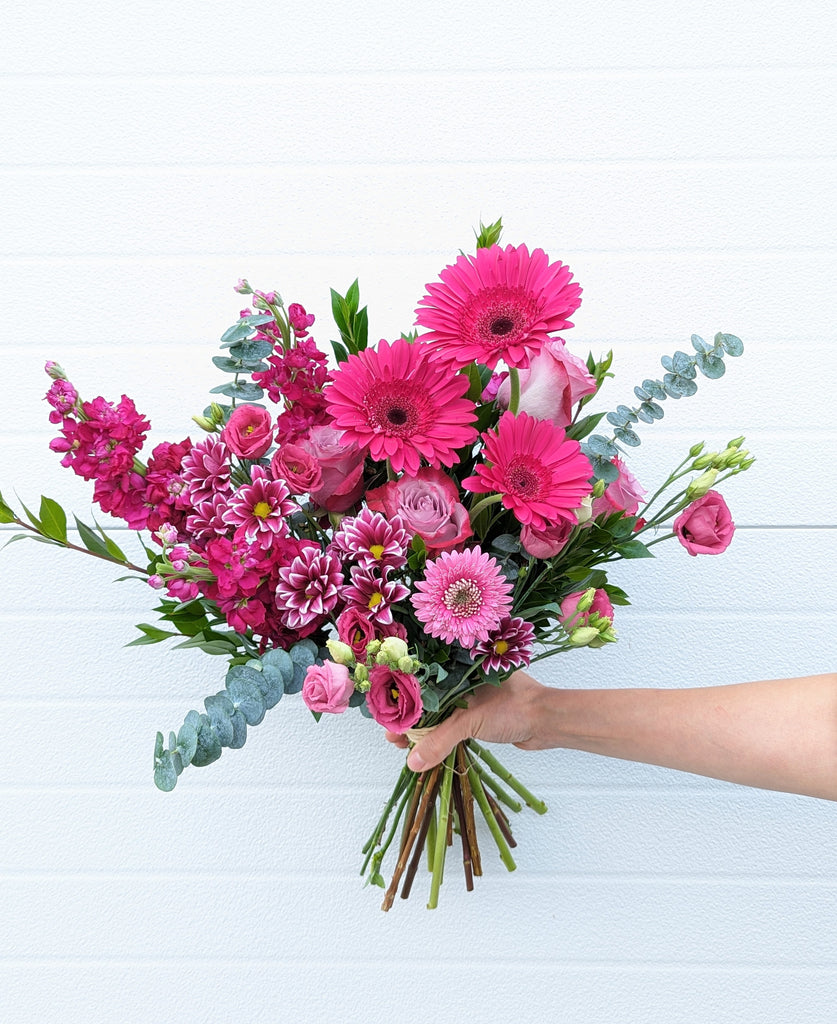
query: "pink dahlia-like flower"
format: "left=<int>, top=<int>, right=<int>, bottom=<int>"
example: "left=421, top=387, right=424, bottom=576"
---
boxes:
left=274, top=545, right=343, bottom=631
left=412, top=546, right=514, bottom=648
left=222, top=465, right=294, bottom=546
left=180, top=437, right=232, bottom=505
left=470, top=615, right=535, bottom=673
left=415, top=244, right=582, bottom=371
left=331, top=507, right=410, bottom=571
left=463, top=411, right=593, bottom=531
left=324, top=337, right=478, bottom=475
left=342, top=565, right=410, bottom=625
left=366, top=664, right=423, bottom=733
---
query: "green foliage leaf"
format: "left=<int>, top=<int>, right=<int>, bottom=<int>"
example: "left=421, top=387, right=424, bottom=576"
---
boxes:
left=614, top=539, right=655, bottom=559
left=73, top=516, right=111, bottom=557
left=0, top=491, right=16, bottom=523
left=154, top=749, right=178, bottom=792
left=209, top=381, right=265, bottom=401
left=718, top=332, right=744, bottom=356
left=474, top=217, right=503, bottom=249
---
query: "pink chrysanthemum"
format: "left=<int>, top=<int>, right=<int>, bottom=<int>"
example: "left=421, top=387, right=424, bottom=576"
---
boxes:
left=412, top=546, right=514, bottom=648
left=222, top=466, right=295, bottom=546
left=274, top=545, right=343, bottom=631
left=324, top=337, right=478, bottom=475
left=470, top=615, right=535, bottom=673
left=415, top=244, right=582, bottom=371
left=342, top=565, right=410, bottom=625
left=180, top=437, right=232, bottom=505
left=463, top=411, right=593, bottom=531
left=331, top=508, right=410, bottom=571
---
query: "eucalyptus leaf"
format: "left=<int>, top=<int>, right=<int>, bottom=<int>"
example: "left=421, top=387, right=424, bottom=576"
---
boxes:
left=718, top=332, right=744, bottom=356
left=154, top=750, right=178, bottom=792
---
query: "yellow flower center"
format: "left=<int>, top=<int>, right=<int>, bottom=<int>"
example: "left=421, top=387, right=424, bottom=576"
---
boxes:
left=368, top=544, right=385, bottom=559
left=390, top=686, right=400, bottom=702
left=368, top=592, right=384, bottom=609
left=253, top=501, right=272, bottom=519
left=493, top=639, right=509, bottom=656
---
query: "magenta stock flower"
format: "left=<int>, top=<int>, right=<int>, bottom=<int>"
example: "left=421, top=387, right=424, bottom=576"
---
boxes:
left=275, top=545, right=344, bottom=631
left=464, top=411, right=593, bottom=531
left=412, top=546, right=514, bottom=648
left=415, top=244, right=582, bottom=371
left=324, top=337, right=478, bottom=475
left=470, top=615, right=535, bottom=673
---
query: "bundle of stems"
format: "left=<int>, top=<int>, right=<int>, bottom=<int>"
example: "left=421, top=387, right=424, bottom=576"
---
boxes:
left=361, top=739, right=547, bottom=910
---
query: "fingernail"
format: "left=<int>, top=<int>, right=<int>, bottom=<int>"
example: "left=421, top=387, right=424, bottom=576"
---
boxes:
left=407, top=750, right=426, bottom=772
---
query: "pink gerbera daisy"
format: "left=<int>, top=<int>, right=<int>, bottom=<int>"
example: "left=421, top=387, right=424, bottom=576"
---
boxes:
left=414, top=243, right=582, bottom=371
left=463, top=411, right=593, bottom=531
left=324, top=337, right=478, bottom=475
left=412, top=546, right=514, bottom=648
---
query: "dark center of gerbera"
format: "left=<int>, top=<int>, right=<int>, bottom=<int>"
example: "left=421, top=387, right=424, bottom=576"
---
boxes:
left=364, top=381, right=428, bottom=436
left=505, top=455, right=548, bottom=498
left=490, top=316, right=515, bottom=336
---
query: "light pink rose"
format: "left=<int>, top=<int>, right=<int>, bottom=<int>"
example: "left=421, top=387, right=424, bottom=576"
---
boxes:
left=673, top=490, right=735, bottom=556
left=301, top=424, right=366, bottom=512
left=520, top=517, right=575, bottom=558
left=559, top=588, right=614, bottom=627
left=592, top=457, right=646, bottom=516
left=222, top=405, right=275, bottom=460
left=301, top=661, right=355, bottom=714
left=497, top=338, right=597, bottom=428
left=270, top=442, right=323, bottom=495
left=366, top=665, right=423, bottom=733
left=365, top=467, right=472, bottom=554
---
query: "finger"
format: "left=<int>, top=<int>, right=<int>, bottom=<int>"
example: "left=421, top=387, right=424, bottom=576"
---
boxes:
left=385, top=730, right=409, bottom=748
left=406, top=712, right=470, bottom=772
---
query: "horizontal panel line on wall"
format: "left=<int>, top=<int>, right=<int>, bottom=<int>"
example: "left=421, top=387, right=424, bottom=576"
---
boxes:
left=3, top=65, right=836, bottom=82
left=1, top=957, right=835, bottom=976
left=3, top=157, right=836, bottom=175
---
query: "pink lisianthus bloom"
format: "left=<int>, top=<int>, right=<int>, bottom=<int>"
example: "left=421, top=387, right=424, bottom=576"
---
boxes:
left=366, top=664, right=423, bottom=733
left=300, top=423, right=366, bottom=512
left=673, top=490, right=735, bottom=556
left=270, top=442, right=323, bottom=495
left=365, top=467, right=472, bottom=555
left=497, top=338, right=597, bottom=428
left=559, top=588, right=614, bottom=628
left=302, top=661, right=355, bottom=715
left=336, top=607, right=407, bottom=661
left=592, top=457, right=647, bottom=516
left=520, top=516, right=575, bottom=558
left=222, top=404, right=275, bottom=460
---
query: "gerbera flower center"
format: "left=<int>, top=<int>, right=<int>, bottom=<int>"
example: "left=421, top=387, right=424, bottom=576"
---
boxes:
left=505, top=455, right=548, bottom=498
left=443, top=578, right=483, bottom=618
left=364, top=381, right=429, bottom=437
left=463, top=286, right=539, bottom=354
left=490, top=316, right=515, bottom=336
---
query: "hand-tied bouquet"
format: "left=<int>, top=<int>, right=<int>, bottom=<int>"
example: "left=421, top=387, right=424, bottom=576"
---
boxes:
left=1, top=219, right=752, bottom=910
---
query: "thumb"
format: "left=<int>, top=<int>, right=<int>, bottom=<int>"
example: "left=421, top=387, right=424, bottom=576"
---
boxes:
left=406, top=711, right=470, bottom=773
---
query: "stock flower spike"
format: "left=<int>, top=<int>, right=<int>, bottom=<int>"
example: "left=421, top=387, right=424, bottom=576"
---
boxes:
left=0, top=219, right=752, bottom=910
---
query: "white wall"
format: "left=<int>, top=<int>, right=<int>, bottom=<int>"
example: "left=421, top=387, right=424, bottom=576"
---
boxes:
left=1, top=2, right=835, bottom=1021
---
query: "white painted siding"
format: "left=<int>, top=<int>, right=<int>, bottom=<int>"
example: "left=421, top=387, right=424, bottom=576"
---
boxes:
left=1, top=1, right=835, bottom=1020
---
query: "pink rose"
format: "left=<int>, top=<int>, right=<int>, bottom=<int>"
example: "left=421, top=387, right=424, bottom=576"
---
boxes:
left=520, top=517, right=575, bottom=558
left=301, top=424, right=366, bottom=512
left=592, top=457, right=646, bottom=517
left=673, top=490, right=735, bottom=556
left=270, top=442, right=323, bottom=495
left=497, top=338, right=597, bottom=428
left=559, top=588, right=614, bottom=627
left=222, top=405, right=275, bottom=460
left=366, top=467, right=472, bottom=554
left=301, top=661, right=355, bottom=714
left=366, top=664, right=423, bottom=733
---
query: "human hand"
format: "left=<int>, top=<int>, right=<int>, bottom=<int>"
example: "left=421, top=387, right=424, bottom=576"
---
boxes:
left=385, top=669, right=551, bottom=772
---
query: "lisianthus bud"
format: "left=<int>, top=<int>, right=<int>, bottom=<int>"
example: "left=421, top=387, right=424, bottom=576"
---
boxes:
left=397, top=656, right=416, bottom=673
left=726, top=436, right=745, bottom=449
left=692, top=451, right=718, bottom=470
left=379, top=636, right=409, bottom=663
left=569, top=626, right=601, bottom=647
left=191, top=414, right=215, bottom=432
left=592, top=478, right=607, bottom=498
left=366, top=640, right=381, bottom=658
left=575, top=588, right=596, bottom=614
left=687, top=468, right=718, bottom=499
left=574, top=494, right=594, bottom=525
left=353, top=664, right=369, bottom=686
left=210, top=403, right=225, bottom=425
left=326, top=638, right=355, bottom=666
left=689, top=441, right=705, bottom=458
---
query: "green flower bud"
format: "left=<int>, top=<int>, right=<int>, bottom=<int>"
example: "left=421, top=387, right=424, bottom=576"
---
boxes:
left=688, top=441, right=706, bottom=458
left=326, top=638, right=355, bottom=666
left=692, top=451, right=718, bottom=470
left=210, top=403, right=225, bottom=425
left=366, top=640, right=381, bottom=659
left=575, top=588, right=597, bottom=613
left=191, top=414, right=216, bottom=432
left=592, top=478, right=607, bottom=498
left=353, top=664, right=369, bottom=686
left=397, top=656, right=415, bottom=673
left=686, top=468, right=718, bottom=499
left=379, top=636, right=409, bottom=663
left=569, top=626, right=601, bottom=647
left=726, top=436, right=745, bottom=449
